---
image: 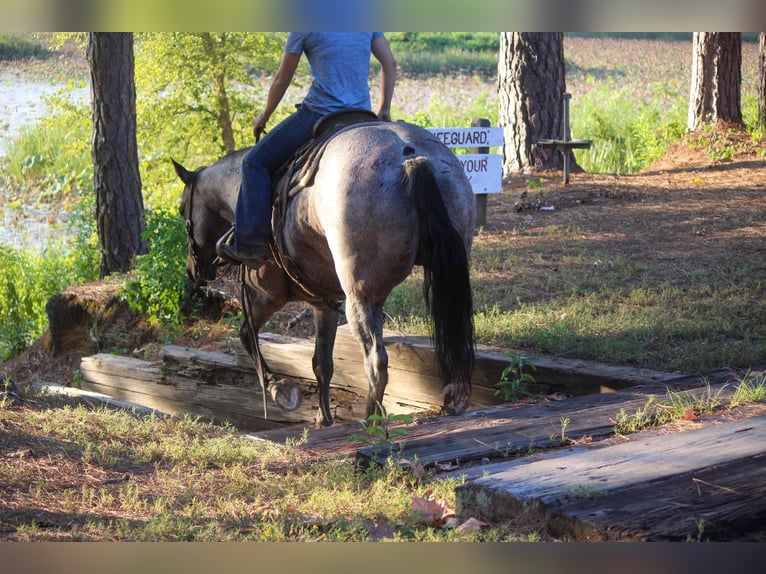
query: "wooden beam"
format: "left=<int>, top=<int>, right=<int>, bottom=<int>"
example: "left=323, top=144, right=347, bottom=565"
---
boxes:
left=79, top=325, right=720, bottom=432
left=455, top=414, right=766, bottom=541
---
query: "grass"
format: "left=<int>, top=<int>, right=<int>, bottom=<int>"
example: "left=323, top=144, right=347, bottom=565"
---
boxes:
left=0, top=33, right=50, bottom=60
left=612, top=371, right=766, bottom=434
left=0, top=391, right=530, bottom=542
left=2, top=369, right=763, bottom=540
left=387, top=213, right=765, bottom=374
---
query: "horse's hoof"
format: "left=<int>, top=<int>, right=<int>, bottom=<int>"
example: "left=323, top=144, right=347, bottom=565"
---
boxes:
left=442, top=383, right=470, bottom=415
left=269, top=379, right=302, bottom=411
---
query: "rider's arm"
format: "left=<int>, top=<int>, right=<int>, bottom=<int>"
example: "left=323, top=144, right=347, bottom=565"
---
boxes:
left=371, top=35, right=396, bottom=122
left=253, top=50, right=302, bottom=138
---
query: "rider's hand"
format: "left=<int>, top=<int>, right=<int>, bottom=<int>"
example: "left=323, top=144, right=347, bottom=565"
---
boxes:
left=253, top=113, right=268, bottom=141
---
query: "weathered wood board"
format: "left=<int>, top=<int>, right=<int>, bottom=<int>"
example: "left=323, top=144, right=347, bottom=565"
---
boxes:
left=454, top=414, right=766, bottom=541
left=80, top=323, right=683, bottom=432
left=253, top=372, right=739, bottom=465
left=79, top=352, right=320, bottom=430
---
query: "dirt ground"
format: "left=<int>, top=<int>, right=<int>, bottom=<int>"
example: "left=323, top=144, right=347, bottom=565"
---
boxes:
left=2, top=125, right=765, bottom=391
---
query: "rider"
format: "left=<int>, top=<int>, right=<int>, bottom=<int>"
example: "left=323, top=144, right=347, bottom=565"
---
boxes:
left=217, top=32, right=397, bottom=268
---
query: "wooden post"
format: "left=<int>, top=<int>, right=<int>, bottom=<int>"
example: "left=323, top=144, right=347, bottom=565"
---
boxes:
left=562, top=93, right=571, bottom=184
left=537, top=93, right=591, bottom=185
left=471, top=118, right=490, bottom=227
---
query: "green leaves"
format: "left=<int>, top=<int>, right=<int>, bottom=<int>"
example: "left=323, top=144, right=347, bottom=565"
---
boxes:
left=348, top=403, right=414, bottom=453
left=0, top=231, right=99, bottom=360
left=120, top=207, right=187, bottom=330
left=495, top=351, right=537, bottom=402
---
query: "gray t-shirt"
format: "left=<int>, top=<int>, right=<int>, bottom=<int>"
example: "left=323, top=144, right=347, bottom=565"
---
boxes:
left=285, top=32, right=384, bottom=114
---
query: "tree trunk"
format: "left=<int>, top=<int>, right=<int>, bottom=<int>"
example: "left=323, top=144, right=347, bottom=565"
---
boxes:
left=759, top=33, right=766, bottom=131
left=88, top=33, right=146, bottom=278
left=498, top=32, right=578, bottom=174
left=202, top=33, right=236, bottom=154
left=687, top=32, right=743, bottom=132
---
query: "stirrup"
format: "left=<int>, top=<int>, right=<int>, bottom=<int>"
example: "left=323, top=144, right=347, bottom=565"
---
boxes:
left=213, top=226, right=235, bottom=267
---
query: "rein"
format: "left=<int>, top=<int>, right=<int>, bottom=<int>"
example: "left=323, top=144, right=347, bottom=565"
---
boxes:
left=182, top=180, right=206, bottom=291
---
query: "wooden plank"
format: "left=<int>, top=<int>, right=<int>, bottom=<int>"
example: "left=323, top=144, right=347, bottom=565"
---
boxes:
left=257, top=376, right=740, bottom=465
left=79, top=353, right=322, bottom=431
left=358, top=380, right=740, bottom=466
left=557, top=453, right=766, bottom=541
left=455, top=414, right=766, bottom=541
left=261, top=325, right=681, bottom=402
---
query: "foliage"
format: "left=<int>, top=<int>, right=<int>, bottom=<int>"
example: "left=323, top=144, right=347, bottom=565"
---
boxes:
left=0, top=90, right=91, bottom=202
left=119, top=207, right=188, bottom=330
left=572, top=84, right=686, bottom=174
left=0, top=33, right=49, bottom=60
left=348, top=403, right=413, bottom=455
left=385, top=33, right=498, bottom=78
left=134, top=33, right=285, bottom=208
left=387, top=33, right=499, bottom=54
left=495, top=352, right=537, bottom=402
left=729, top=371, right=766, bottom=408
left=0, top=220, right=99, bottom=360
left=612, top=384, right=726, bottom=434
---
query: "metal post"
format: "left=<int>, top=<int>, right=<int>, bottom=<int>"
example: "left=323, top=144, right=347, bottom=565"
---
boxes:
left=562, top=93, right=571, bottom=184
left=471, top=117, right=490, bottom=227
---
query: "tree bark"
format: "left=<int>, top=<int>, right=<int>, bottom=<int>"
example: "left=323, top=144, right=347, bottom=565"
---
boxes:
left=498, top=32, right=578, bottom=174
left=758, top=33, right=766, bottom=131
left=88, top=32, right=146, bottom=277
left=687, top=32, right=743, bottom=132
left=202, top=33, right=236, bottom=154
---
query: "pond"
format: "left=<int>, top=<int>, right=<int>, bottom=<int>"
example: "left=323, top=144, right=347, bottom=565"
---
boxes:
left=0, top=71, right=88, bottom=250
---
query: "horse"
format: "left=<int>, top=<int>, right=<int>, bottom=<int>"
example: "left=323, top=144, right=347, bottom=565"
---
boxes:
left=174, top=119, right=476, bottom=427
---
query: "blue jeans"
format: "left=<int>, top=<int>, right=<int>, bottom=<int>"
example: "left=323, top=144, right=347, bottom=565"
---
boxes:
left=234, top=104, right=323, bottom=248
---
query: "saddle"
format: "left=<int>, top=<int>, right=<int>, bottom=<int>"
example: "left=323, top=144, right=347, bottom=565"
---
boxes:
left=272, top=108, right=378, bottom=204
left=269, top=108, right=380, bottom=306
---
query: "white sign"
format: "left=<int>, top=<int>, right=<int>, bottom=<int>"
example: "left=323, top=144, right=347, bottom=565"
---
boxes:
left=428, top=126, right=504, bottom=149
left=457, top=153, right=502, bottom=194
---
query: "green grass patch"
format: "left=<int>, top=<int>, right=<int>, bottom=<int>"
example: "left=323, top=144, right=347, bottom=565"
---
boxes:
left=0, top=393, right=516, bottom=541
left=0, top=211, right=98, bottom=359
left=613, top=371, right=765, bottom=435
left=0, top=91, right=91, bottom=203
left=383, top=233, right=765, bottom=374
left=0, top=33, right=49, bottom=60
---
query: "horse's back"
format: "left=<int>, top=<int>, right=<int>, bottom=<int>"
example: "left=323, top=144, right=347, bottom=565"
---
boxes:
left=313, top=121, right=474, bottom=244
left=306, top=121, right=474, bottom=299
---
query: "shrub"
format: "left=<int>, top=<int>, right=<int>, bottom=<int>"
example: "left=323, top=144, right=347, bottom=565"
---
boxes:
left=120, top=207, right=188, bottom=330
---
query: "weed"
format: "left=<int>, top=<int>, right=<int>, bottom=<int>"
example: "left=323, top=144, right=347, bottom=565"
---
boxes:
left=495, top=352, right=537, bottom=402
left=685, top=518, right=707, bottom=542
left=729, top=371, right=766, bottom=408
left=613, top=384, right=731, bottom=435
left=567, top=484, right=606, bottom=500
left=559, top=417, right=571, bottom=442
left=348, top=402, right=413, bottom=456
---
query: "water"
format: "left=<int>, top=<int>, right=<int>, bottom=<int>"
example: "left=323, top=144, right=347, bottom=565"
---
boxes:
left=0, top=71, right=88, bottom=250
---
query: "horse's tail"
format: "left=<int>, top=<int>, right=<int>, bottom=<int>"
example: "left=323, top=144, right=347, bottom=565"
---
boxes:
left=402, top=157, right=475, bottom=415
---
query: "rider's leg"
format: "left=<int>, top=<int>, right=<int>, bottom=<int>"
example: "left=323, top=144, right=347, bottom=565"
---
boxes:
left=219, top=104, right=322, bottom=268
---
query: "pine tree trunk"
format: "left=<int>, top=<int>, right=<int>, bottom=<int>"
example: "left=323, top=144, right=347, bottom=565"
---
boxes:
left=88, top=33, right=146, bottom=278
left=758, top=33, right=766, bottom=130
left=687, top=32, right=742, bottom=132
left=498, top=32, right=577, bottom=174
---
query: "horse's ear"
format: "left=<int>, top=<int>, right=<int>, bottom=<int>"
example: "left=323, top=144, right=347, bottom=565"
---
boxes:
left=171, top=158, right=195, bottom=185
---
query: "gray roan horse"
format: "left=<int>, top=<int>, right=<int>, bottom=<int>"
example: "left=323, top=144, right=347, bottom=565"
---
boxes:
left=174, top=119, right=475, bottom=427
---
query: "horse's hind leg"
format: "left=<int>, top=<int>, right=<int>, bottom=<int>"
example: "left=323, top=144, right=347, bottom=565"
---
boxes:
left=345, top=296, right=389, bottom=418
left=311, top=304, right=339, bottom=428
